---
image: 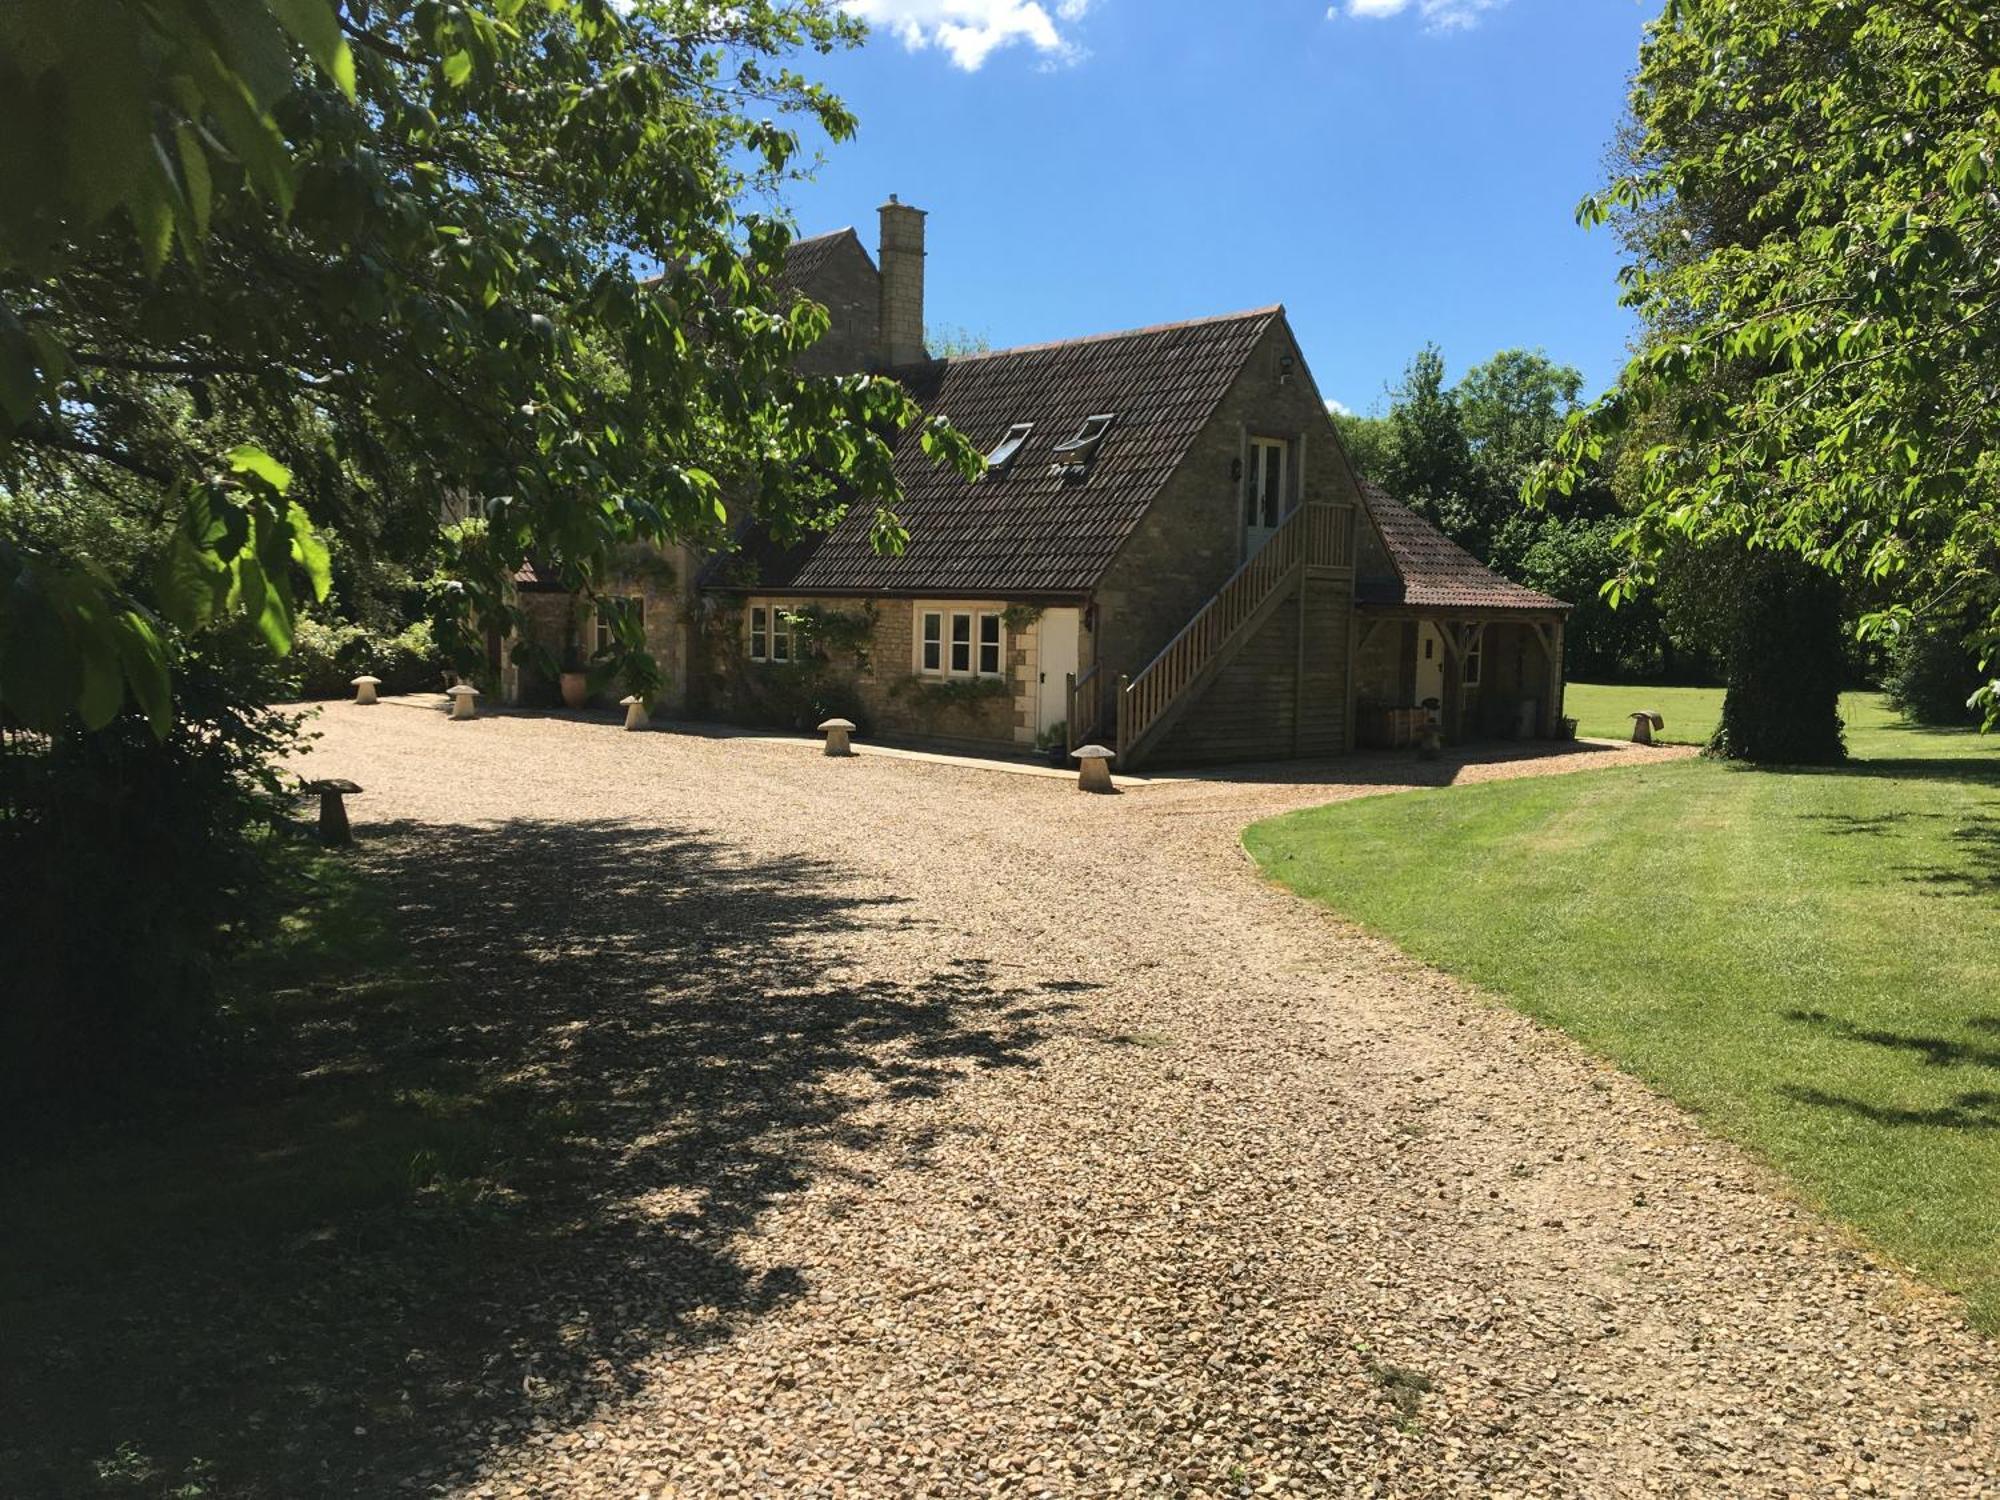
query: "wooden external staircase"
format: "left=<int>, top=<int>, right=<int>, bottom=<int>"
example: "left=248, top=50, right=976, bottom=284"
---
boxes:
left=1112, top=501, right=1355, bottom=769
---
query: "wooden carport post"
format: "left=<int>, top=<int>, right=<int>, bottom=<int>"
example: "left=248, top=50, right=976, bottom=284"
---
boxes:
left=1527, top=620, right=1565, bottom=736
left=1435, top=621, right=1485, bottom=745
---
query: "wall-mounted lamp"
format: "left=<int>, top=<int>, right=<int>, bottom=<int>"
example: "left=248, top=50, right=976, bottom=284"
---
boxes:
left=1279, top=354, right=1295, bottom=386
left=1229, top=457, right=1243, bottom=482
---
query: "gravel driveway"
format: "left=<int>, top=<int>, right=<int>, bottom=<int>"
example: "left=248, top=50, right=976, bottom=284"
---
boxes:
left=289, top=700, right=1998, bottom=1499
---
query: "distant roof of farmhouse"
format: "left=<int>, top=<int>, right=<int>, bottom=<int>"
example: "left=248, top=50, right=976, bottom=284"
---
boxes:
left=778, top=228, right=865, bottom=296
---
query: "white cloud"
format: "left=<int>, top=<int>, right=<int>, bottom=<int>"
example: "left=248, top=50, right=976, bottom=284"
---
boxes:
left=1331, top=0, right=1506, bottom=31
left=1325, top=397, right=1351, bottom=417
left=844, top=0, right=1094, bottom=70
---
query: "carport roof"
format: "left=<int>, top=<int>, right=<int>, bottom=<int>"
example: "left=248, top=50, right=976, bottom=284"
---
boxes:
left=1356, top=481, right=1570, bottom=615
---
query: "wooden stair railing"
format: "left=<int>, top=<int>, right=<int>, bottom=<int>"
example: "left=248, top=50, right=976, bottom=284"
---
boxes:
left=1115, top=502, right=1354, bottom=764
left=1065, top=665, right=1103, bottom=751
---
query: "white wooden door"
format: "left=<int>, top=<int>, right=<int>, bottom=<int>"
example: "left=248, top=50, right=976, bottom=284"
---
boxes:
left=1037, top=608, right=1081, bottom=739
left=1243, top=437, right=1287, bottom=559
left=1415, top=622, right=1447, bottom=713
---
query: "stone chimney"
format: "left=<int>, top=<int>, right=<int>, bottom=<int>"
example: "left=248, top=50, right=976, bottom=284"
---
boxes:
left=877, top=195, right=928, bottom=367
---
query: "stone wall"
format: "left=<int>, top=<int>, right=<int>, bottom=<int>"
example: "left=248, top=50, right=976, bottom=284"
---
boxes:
left=695, top=595, right=1042, bottom=752
left=1091, top=319, right=1364, bottom=695
left=792, top=233, right=883, bottom=378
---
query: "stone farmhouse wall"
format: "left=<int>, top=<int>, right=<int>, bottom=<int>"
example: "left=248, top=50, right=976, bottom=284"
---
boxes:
left=695, top=594, right=1044, bottom=752
left=1091, top=319, right=1364, bottom=701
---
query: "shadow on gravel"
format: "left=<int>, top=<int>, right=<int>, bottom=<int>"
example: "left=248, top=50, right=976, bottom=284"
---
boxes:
left=0, top=818, right=1049, bottom=1498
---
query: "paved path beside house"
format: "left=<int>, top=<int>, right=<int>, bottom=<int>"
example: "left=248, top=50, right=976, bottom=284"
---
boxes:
left=297, top=700, right=1998, bottom=1499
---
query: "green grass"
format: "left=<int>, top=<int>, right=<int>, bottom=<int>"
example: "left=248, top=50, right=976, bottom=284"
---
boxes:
left=1245, top=692, right=2000, bottom=1329
left=1564, top=681, right=1730, bottom=744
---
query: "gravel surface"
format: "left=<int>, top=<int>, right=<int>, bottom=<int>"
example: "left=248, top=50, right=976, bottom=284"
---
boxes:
left=293, top=698, right=1998, bottom=1499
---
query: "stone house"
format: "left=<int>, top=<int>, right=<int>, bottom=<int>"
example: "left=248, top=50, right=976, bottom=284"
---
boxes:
left=512, top=198, right=1570, bottom=768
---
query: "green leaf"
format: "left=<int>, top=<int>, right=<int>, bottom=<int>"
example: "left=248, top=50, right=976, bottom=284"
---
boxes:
left=112, top=609, right=172, bottom=739
left=228, top=442, right=292, bottom=493
left=264, top=0, right=356, bottom=99
left=443, top=50, right=473, bottom=87
left=153, top=527, right=231, bottom=632
left=174, top=123, right=213, bottom=242
left=286, top=501, right=331, bottom=602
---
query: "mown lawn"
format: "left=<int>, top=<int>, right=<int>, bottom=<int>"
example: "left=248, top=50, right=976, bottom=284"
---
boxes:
left=1245, top=693, right=2000, bottom=1330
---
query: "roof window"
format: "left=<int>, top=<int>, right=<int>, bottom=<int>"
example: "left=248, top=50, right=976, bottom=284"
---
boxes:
left=1052, top=413, right=1116, bottom=465
left=985, top=422, right=1033, bottom=474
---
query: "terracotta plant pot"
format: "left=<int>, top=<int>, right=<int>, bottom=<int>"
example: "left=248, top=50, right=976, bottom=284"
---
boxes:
left=559, top=671, right=589, bottom=710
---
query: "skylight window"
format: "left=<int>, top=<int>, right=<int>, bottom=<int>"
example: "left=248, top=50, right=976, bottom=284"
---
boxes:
left=1052, top=413, right=1116, bottom=464
left=985, top=422, right=1033, bottom=473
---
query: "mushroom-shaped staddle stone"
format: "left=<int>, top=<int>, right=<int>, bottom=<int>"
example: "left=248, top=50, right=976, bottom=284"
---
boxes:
left=818, top=717, right=857, bottom=757
left=350, top=675, right=383, bottom=705
left=620, top=695, right=650, bottom=731
left=1629, top=710, right=1663, bottom=745
left=303, top=778, right=363, bottom=845
left=447, top=684, right=480, bottom=721
left=1072, top=743, right=1116, bottom=794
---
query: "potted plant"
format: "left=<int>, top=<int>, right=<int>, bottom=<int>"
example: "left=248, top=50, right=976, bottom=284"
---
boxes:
left=1036, top=720, right=1070, bottom=767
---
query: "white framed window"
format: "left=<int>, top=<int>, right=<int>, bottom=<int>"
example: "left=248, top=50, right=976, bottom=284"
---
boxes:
left=915, top=603, right=1006, bottom=680
left=747, top=602, right=795, bottom=664
left=1245, top=437, right=1288, bottom=530
left=985, top=422, right=1033, bottom=473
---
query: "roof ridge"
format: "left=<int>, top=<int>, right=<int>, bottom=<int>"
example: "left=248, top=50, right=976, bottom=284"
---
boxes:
left=787, top=226, right=859, bottom=248
left=892, top=305, right=1286, bottom=370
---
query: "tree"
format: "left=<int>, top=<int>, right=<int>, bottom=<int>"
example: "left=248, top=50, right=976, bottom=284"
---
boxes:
left=1380, top=345, right=1480, bottom=548
left=1458, top=349, right=1584, bottom=508
left=1540, top=0, right=2000, bottom=727
left=0, top=0, right=976, bottom=736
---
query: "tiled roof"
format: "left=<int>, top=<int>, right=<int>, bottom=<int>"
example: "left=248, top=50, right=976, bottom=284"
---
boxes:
left=779, top=228, right=864, bottom=297
left=709, top=307, right=1283, bottom=597
left=1356, top=481, right=1569, bottom=614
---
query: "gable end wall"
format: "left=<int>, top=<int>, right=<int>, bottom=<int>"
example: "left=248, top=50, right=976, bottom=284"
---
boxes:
left=1089, top=319, right=1362, bottom=691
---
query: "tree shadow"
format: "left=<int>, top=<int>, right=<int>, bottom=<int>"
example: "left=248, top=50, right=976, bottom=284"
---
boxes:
left=1797, top=794, right=2000, bottom=897
left=1776, top=1009, right=2000, bottom=1132
left=0, top=818, right=1052, bottom=1497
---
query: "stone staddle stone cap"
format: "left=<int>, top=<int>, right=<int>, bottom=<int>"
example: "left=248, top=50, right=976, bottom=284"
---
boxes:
left=818, top=718, right=857, bottom=732
left=1072, top=744, right=1115, bottom=762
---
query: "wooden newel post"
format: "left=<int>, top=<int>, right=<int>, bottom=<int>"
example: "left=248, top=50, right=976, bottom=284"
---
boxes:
left=1115, top=674, right=1131, bottom=753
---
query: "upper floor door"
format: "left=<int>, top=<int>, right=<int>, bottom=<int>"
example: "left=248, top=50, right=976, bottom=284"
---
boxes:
left=1244, top=436, right=1287, bottom=560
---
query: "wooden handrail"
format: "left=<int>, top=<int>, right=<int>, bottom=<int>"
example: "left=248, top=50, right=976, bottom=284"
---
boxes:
left=1117, top=502, right=1353, bottom=756
left=1066, top=665, right=1103, bottom=749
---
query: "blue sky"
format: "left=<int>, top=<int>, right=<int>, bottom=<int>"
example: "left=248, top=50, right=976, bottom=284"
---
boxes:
left=782, top=0, right=1660, bottom=412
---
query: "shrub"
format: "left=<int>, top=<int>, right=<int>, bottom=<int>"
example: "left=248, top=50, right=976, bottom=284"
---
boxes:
left=1884, top=622, right=1983, bottom=726
left=0, top=630, right=306, bottom=1140
left=287, top=615, right=443, bottom=699
left=1709, top=552, right=1846, bottom=764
